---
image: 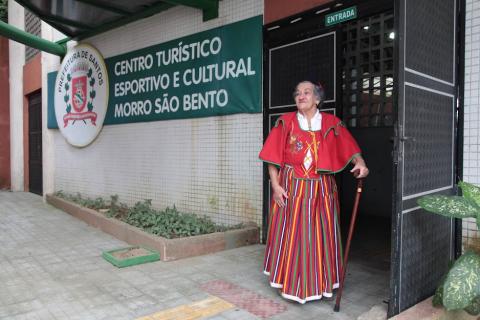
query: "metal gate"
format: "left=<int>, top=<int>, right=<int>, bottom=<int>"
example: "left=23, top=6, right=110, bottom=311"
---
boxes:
left=390, top=0, right=459, bottom=315
left=28, top=91, right=43, bottom=195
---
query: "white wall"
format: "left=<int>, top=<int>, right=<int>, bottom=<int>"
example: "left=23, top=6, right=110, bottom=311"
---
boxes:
left=41, top=23, right=64, bottom=197
left=52, top=0, right=264, bottom=226
left=463, top=0, right=480, bottom=250
left=8, top=1, right=25, bottom=191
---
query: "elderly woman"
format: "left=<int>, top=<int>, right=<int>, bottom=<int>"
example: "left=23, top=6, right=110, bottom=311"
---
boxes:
left=259, top=81, right=368, bottom=304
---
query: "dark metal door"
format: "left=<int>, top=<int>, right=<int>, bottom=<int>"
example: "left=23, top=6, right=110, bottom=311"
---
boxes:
left=390, top=0, right=459, bottom=315
left=29, top=91, right=43, bottom=195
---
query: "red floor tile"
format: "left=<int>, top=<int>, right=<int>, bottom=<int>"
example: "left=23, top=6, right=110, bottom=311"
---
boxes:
left=199, top=280, right=287, bottom=319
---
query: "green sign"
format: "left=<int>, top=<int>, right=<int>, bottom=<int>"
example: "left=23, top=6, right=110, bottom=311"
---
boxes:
left=325, top=6, right=357, bottom=26
left=107, top=15, right=261, bottom=125
left=48, top=16, right=262, bottom=128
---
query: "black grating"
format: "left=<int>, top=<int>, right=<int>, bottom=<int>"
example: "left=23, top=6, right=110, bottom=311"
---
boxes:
left=269, top=34, right=335, bottom=108
left=405, top=0, right=455, bottom=83
left=391, top=0, right=458, bottom=316
left=400, top=210, right=451, bottom=310
left=403, top=86, right=453, bottom=197
left=342, top=12, right=394, bottom=128
left=264, top=28, right=338, bottom=241
left=25, top=10, right=41, bottom=63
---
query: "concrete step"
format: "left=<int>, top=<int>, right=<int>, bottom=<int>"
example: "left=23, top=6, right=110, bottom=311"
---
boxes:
left=390, top=297, right=478, bottom=320
left=357, top=304, right=388, bottom=320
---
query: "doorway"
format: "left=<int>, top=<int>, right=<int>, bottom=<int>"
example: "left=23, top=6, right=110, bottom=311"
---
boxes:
left=28, top=91, right=42, bottom=195
left=262, top=0, right=394, bottom=315
left=339, top=9, right=394, bottom=281
left=262, top=0, right=460, bottom=317
left=263, top=0, right=394, bottom=304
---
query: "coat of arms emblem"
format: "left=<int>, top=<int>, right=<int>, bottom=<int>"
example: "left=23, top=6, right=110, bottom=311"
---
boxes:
left=54, top=44, right=108, bottom=147
left=72, top=75, right=87, bottom=112
left=62, top=67, right=97, bottom=127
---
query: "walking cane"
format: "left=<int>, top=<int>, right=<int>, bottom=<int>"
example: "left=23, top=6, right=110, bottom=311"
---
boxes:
left=334, top=178, right=364, bottom=312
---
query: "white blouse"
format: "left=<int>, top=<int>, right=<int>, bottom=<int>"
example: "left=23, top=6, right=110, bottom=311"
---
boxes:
left=297, top=110, right=322, bottom=131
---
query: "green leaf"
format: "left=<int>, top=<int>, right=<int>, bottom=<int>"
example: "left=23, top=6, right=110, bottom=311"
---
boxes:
left=443, top=251, right=480, bottom=310
left=477, top=212, right=480, bottom=231
left=418, top=195, right=478, bottom=219
left=433, top=274, right=447, bottom=307
left=459, top=181, right=480, bottom=208
left=464, top=297, right=480, bottom=316
left=55, top=191, right=243, bottom=238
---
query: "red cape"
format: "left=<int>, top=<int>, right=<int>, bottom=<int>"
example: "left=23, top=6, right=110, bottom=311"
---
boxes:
left=259, top=112, right=361, bottom=174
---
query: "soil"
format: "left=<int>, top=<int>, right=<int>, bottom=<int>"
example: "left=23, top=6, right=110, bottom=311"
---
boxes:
left=111, top=247, right=152, bottom=260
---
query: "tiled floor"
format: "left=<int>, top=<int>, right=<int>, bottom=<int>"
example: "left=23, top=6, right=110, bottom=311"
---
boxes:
left=0, top=191, right=390, bottom=320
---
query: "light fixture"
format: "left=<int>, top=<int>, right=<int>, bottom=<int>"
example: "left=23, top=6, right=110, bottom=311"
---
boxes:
left=267, top=25, right=280, bottom=31
left=315, top=8, right=330, bottom=14
left=389, top=32, right=395, bottom=40
left=363, top=26, right=369, bottom=31
left=290, top=17, right=302, bottom=24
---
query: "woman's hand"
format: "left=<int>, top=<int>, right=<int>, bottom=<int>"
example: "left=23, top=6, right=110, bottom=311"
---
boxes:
left=350, top=156, right=369, bottom=178
left=272, top=184, right=288, bottom=208
left=268, top=164, right=288, bottom=207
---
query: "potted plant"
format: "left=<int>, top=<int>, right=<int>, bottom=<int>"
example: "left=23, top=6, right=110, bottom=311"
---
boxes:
left=418, top=181, right=480, bottom=316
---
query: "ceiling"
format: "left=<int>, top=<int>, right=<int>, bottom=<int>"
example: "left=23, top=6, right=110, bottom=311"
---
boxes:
left=15, top=0, right=219, bottom=40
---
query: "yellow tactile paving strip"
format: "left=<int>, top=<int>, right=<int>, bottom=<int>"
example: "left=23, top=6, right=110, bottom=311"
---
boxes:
left=136, top=296, right=235, bottom=320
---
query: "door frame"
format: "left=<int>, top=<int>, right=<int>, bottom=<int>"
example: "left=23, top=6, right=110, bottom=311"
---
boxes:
left=262, top=16, right=342, bottom=242
left=26, top=90, right=43, bottom=195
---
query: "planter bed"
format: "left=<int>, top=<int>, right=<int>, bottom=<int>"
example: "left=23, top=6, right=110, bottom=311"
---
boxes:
left=46, top=194, right=260, bottom=261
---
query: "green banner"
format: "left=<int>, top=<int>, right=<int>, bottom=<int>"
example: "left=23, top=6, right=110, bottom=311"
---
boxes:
left=107, top=15, right=261, bottom=125
left=48, top=16, right=262, bottom=129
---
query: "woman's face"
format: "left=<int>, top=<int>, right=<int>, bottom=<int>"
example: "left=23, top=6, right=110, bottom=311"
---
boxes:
left=294, top=82, right=319, bottom=115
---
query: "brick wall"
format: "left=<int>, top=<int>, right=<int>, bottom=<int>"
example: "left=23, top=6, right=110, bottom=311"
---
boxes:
left=463, top=0, right=480, bottom=251
left=53, top=0, right=264, bottom=227
left=264, top=0, right=331, bottom=24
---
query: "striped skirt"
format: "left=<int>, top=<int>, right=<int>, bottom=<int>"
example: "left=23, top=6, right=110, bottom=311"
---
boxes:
left=263, top=166, right=343, bottom=304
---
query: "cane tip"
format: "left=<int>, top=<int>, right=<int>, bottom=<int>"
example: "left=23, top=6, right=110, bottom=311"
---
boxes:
left=334, top=305, right=340, bottom=312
